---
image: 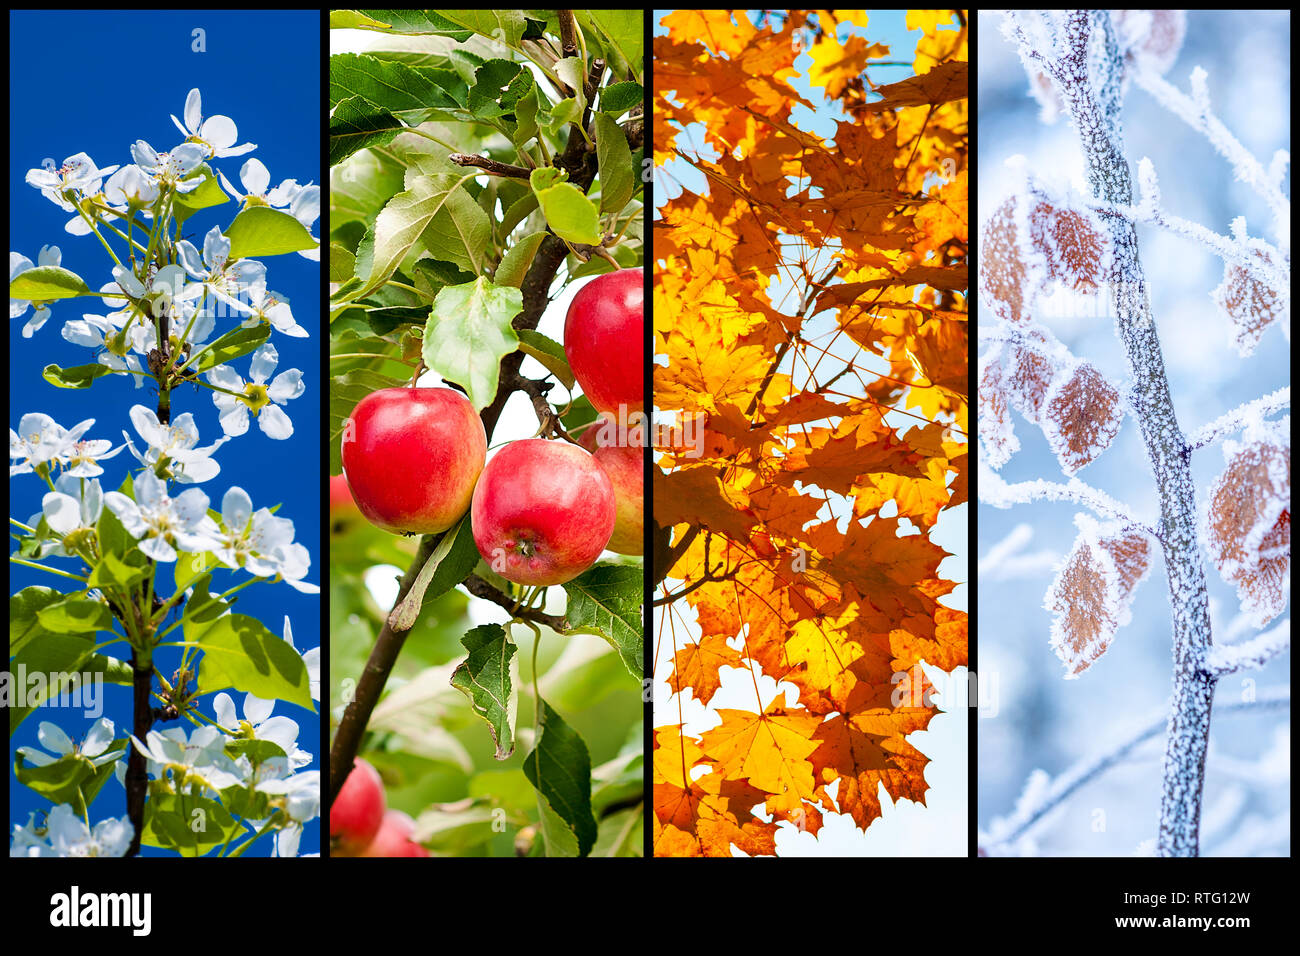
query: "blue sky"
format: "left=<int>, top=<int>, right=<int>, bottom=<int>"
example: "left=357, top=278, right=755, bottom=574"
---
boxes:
left=9, top=10, right=321, bottom=856
left=652, top=10, right=968, bottom=856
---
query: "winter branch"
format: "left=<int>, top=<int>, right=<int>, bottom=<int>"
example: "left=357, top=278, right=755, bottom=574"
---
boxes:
left=978, top=461, right=1155, bottom=535
left=1204, top=619, right=1290, bottom=678
left=982, top=686, right=1290, bottom=854
left=1133, top=67, right=1290, bottom=236
left=1186, top=386, right=1290, bottom=452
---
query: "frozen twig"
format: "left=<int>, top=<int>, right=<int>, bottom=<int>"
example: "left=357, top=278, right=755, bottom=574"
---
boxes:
left=978, top=461, right=1155, bottom=535
left=1008, top=9, right=1217, bottom=857
left=1133, top=67, right=1290, bottom=240
left=1204, top=619, right=1290, bottom=678
left=982, top=686, right=1290, bottom=854
left=1186, top=386, right=1290, bottom=452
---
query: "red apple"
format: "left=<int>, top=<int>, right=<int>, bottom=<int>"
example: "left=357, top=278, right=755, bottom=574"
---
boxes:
left=563, top=268, right=643, bottom=415
left=341, top=387, right=486, bottom=535
left=579, top=416, right=644, bottom=556
left=330, top=758, right=385, bottom=855
left=471, top=438, right=615, bottom=586
left=359, top=810, right=429, bottom=857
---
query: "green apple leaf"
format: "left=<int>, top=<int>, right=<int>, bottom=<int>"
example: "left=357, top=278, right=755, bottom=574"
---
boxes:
left=561, top=564, right=644, bottom=678
left=329, top=53, right=467, bottom=119
left=523, top=698, right=596, bottom=858
left=353, top=164, right=488, bottom=299
left=439, top=10, right=528, bottom=46
left=330, top=95, right=405, bottom=167
left=450, top=624, right=517, bottom=760
left=422, top=277, right=522, bottom=410
left=593, top=111, right=634, bottom=215
left=517, top=329, right=575, bottom=389
left=494, top=231, right=547, bottom=289
left=599, top=81, right=643, bottom=114
left=530, top=167, right=600, bottom=245
left=350, top=9, right=472, bottom=38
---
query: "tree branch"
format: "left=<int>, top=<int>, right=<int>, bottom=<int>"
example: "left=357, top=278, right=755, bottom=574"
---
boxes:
left=462, top=575, right=567, bottom=631
left=449, top=153, right=533, bottom=180
left=982, top=687, right=1289, bottom=854
left=1020, top=9, right=1217, bottom=857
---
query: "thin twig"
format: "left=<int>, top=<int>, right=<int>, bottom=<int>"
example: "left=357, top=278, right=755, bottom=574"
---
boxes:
left=448, top=153, right=533, bottom=180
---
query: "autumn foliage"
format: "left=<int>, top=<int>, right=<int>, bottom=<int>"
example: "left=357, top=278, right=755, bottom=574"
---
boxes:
left=653, top=10, right=968, bottom=856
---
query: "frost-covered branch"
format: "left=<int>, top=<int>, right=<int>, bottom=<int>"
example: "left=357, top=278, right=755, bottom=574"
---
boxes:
left=1186, top=386, right=1290, bottom=452
left=1012, top=9, right=1217, bottom=858
left=981, top=686, right=1290, bottom=854
left=979, top=460, right=1155, bottom=535
left=1123, top=163, right=1290, bottom=290
left=1133, top=67, right=1290, bottom=241
left=1204, top=619, right=1290, bottom=678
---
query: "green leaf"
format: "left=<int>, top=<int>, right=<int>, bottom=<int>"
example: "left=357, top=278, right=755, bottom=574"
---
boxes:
left=11, top=265, right=92, bottom=301
left=330, top=95, right=405, bottom=167
left=494, top=231, right=547, bottom=289
left=10, top=587, right=62, bottom=655
left=439, top=9, right=528, bottom=46
left=171, top=167, right=229, bottom=224
left=555, top=56, right=587, bottom=111
left=195, top=323, right=271, bottom=372
left=329, top=243, right=356, bottom=282
left=41, top=363, right=115, bottom=389
left=329, top=10, right=392, bottom=30
left=36, top=598, right=115, bottom=635
left=86, top=552, right=150, bottom=591
left=420, top=517, right=482, bottom=604
left=467, top=59, right=533, bottom=119
left=354, top=9, right=472, bottom=38
left=576, top=11, right=643, bottom=83
left=512, top=86, right=540, bottom=150
left=541, top=96, right=582, bottom=136
left=15, top=742, right=127, bottom=817
left=450, top=624, right=517, bottom=759
left=413, top=803, right=498, bottom=852
left=561, top=564, right=644, bottom=678
left=329, top=53, right=467, bottom=118
left=8, top=632, right=104, bottom=734
left=599, top=81, right=644, bottom=114
left=140, top=792, right=240, bottom=857
left=194, top=613, right=314, bottom=711
left=422, top=277, right=522, bottom=410
left=517, top=329, right=575, bottom=389
left=530, top=167, right=601, bottom=245
left=173, top=551, right=220, bottom=592
left=523, top=698, right=597, bottom=858
left=331, top=148, right=406, bottom=228
left=593, top=111, right=634, bottom=215
left=353, top=166, right=488, bottom=300
left=96, top=500, right=134, bottom=559
left=224, top=206, right=317, bottom=258
left=498, top=191, right=539, bottom=240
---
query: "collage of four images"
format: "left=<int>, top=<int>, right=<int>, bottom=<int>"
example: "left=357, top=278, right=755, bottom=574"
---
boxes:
left=5, top=6, right=1290, bottom=932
